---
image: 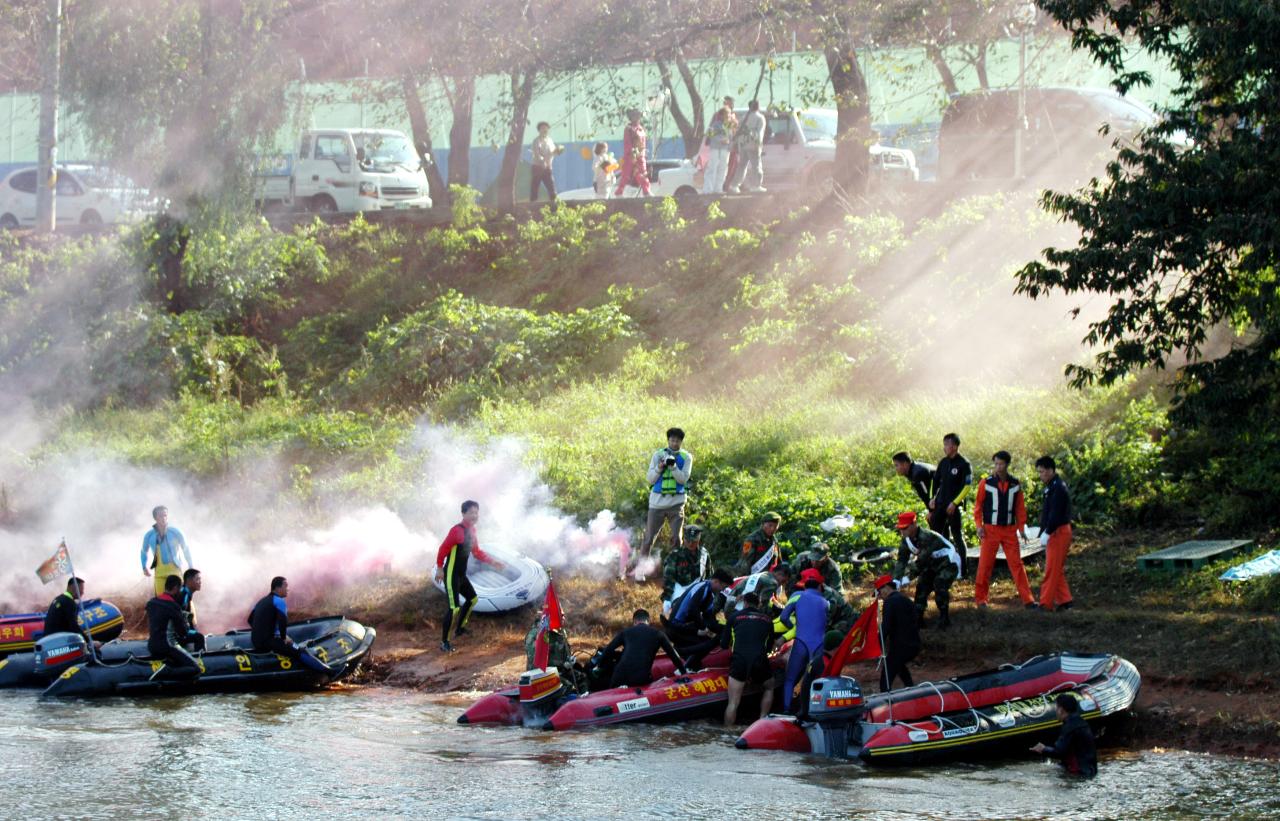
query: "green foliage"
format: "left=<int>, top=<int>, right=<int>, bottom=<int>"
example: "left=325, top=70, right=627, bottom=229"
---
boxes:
left=342, top=289, right=640, bottom=412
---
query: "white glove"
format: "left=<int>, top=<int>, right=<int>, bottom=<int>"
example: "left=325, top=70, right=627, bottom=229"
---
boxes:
left=661, top=600, right=672, bottom=617
left=1039, top=532, right=1050, bottom=547
left=897, top=576, right=910, bottom=588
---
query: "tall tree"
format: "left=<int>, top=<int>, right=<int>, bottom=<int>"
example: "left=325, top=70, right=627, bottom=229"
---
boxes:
left=656, top=47, right=706, bottom=159
left=1016, top=0, right=1280, bottom=518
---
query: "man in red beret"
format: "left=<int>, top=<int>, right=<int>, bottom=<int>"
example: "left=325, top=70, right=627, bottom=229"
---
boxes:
left=892, top=510, right=962, bottom=630
left=875, top=574, right=920, bottom=691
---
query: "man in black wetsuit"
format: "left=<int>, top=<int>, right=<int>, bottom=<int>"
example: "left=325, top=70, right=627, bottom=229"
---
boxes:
left=177, top=568, right=205, bottom=652
left=249, top=576, right=333, bottom=674
left=43, top=577, right=94, bottom=644
left=601, top=609, right=687, bottom=688
left=1031, top=693, right=1098, bottom=776
left=892, top=451, right=936, bottom=508
left=146, top=574, right=201, bottom=679
left=721, top=592, right=776, bottom=725
left=930, top=433, right=972, bottom=577
left=875, top=574, right=920, bottom=691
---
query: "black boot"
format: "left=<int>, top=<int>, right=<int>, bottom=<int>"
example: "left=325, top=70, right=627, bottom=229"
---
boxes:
left=937, top=603, right=952, bottom=631
left=916, top=609, right=928, bottom=629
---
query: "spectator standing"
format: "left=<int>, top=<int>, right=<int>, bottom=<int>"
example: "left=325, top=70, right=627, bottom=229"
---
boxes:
left=592, top=141, right=617, bottom=198
left=727, top=100, right=766, bottom=193
left=703, top=97, right=737, bottom=194
left=529, top=121, right=563, bottom=202
left=614, top=109, right=652, bottom=196
left=641, top=428, right=693, bottom=562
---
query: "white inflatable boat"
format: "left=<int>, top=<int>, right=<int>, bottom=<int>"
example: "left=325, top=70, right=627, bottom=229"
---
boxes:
left=434, top=548, right=550, bottom=613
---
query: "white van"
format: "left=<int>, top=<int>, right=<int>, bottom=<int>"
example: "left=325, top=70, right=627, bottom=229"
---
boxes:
left=256, top=128, right=433, bottom=213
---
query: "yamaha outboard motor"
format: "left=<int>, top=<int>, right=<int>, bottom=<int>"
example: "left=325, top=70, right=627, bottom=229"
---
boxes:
left=34, top=632, right=89, bottom=675
left=518, top=668, right=565, bottom=728
left=807, top=676, right=864, bottom=758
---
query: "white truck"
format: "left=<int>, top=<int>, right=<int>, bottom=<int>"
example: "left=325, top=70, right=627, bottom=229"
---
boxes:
left=255, top=128, right=433, bottom=213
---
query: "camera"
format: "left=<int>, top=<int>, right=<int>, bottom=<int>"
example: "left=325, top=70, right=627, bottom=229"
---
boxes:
left=664, top=455, right=677, bottom=467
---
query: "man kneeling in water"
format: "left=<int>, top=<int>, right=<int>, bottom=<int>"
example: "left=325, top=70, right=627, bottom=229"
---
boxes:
left=249, top=577, right=333, bottom=675
left=147, top=574, right=202, bottom=679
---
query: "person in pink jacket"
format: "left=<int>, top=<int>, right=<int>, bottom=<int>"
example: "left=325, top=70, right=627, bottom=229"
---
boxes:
left=614, top=109, right=652, bottom=196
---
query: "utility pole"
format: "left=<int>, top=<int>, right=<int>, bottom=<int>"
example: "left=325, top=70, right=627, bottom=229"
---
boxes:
left=35, top=0, right=62, bottom=233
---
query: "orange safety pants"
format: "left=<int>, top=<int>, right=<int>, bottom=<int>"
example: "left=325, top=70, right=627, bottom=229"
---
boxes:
left=1039, top=524, right=1074, bottom=611
left=974, top=525, right=1034, bottom=606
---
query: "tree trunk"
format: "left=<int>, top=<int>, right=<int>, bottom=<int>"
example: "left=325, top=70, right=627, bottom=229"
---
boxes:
left=824, top=37, right=871, bottom=194
left=446, top=74, right=475, bottom=187
left=657, top=50, right=705, bottom=159
left=496, top=68, right=535, bottom=211
left=402, top=72, right=448, bottom=206
left=972, top=44, right=990, bottom=90
left=924, top=42, right=959, bottom=97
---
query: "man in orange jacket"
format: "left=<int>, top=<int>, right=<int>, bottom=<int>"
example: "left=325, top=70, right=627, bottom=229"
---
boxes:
left=973, top=451, right=1036, bottom=609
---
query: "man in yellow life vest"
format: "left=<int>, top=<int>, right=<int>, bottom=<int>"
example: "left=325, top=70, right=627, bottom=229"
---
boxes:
left=140, top=505, right=193, bottom=597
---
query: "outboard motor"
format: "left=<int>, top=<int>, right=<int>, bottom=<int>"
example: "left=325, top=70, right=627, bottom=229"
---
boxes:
left=34, top=632, right=89, bottom=674
left=518, top=668, right=564, bottom=728
left=807, top=676, right=864, bottom=758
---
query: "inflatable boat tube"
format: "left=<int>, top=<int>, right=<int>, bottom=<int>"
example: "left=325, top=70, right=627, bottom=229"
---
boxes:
left=433, top=548, right=549, bottom=613
left=736, top=652, right=1140, bottom=766
left=0, top=599, right=124, bottom=657
left=40, top=616, right=375, bottom=697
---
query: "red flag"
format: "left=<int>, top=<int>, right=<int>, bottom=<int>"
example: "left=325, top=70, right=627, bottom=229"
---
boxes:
left=544, top=580, right=563, bottom=630
left=532, top=581, right=564, bottom=670
left=824, top=601, right=881, bottom=676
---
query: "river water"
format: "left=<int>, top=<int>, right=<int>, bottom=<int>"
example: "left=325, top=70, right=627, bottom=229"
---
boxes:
left=2, top=687, right=1275, bottom=820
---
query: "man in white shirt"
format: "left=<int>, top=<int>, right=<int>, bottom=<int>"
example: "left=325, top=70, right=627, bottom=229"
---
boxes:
left=530, top=121, right=563, bottom=202
left=727, top=100, right=767, bottom=193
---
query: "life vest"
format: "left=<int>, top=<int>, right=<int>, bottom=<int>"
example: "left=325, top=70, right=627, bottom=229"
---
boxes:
left=652, top=449, right=690, bottom=495
left=981, top=474, right=1021, bottom=526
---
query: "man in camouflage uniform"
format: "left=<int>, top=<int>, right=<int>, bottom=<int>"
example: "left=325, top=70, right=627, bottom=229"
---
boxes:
left=662, top=525, right=706, bottom=613
left=820, top=583, right=855, bottom=648
left=524, top=613, right=586, bottom=694
left=892, top=511, right=962, bottom=630
left=734, top=512, right=782, bottom=575
left=790, top=539, right=843, bottom=591
left=723, top=563, right=793, bottom=616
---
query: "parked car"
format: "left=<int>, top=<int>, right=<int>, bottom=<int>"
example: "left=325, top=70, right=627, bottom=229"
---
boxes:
left=937, top=86, right=1166, bottom=181
left=254, top=128, right=433, bottom=213
left=60, top=163, right=159, bottom=216
left=0, top=166, right=136, bottom=229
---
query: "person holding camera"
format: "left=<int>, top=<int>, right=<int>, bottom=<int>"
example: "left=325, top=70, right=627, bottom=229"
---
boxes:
left=640, top=428, right=693, bottom=566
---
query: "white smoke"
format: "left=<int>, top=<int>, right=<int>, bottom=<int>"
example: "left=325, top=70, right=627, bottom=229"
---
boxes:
left=0, top=415, right=632, bottom=631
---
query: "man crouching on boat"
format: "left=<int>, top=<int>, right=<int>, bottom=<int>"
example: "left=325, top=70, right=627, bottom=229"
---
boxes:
left=147, top=574, right=202, bottom=679
left=249, top=576, right=333, bottom=674
left=601, top=609, right=688, bottom=688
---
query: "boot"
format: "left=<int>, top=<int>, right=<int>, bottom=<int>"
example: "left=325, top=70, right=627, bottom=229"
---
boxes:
left=916, top=609, right=928, bottom=629
left=937, top=603, right=952, bottom=631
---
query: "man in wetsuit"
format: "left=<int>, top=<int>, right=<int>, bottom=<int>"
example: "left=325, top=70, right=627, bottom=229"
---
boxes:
left=929, top=434, right=972, bottom=577
left=664, top=568, right=732, bottom=667
left=249, top=576, right=333, bottom=674
left=43, top=577, right=96, bottom=646
left=1031, top=693, right=1098, bottom=776
left=146, top=574, right=201, bottom=679
left=893, top=451, right=936, bottom=508
left=141, top=505, right=194, bottom=597
left=778, top=568, right=830, bottom=717
left=177, top=568, right=205, bottom=652
left=601, top=609, right=687, bottom=688
left=721, top=592, right=777, bottom=725
left=435, top=500, right=505, bottom=653
left=875, top=574, right=920, bottom=691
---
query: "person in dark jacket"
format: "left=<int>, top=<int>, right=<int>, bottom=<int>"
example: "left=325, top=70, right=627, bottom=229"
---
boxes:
left=929, top=433, right=972, bottom=576
left=892, top=451, right=936, bottom=507
left=1035, top=456, right=1075, bottom=612
left=664, top=569, right=732, bottom=668
left=1031, top=693, right=1098, bottom=776
left=146, top=574, right=201, bottom=679
left=601, top=609, right=687, bottom=688
left=177, top=568, right=205, bottom=652
left=874, top=574, right=920, bottom=691
left=43, top=577, right=93, bottom=643
left=721, top=592, right=777, bottom=725
left=249, top=577, right=333, bottom=674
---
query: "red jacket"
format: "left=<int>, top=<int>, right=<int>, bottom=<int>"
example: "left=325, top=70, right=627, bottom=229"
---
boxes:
left=435, top=522, right=493, bottom=568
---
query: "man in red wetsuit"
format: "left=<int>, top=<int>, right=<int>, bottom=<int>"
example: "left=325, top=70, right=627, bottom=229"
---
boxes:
left=435, top=500, right=505, bottom=653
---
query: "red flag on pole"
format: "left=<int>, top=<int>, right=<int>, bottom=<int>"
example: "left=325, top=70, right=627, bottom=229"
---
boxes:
left=532, top=581, right=564, bottom=669
left=825, top=601, right=881, bottom=676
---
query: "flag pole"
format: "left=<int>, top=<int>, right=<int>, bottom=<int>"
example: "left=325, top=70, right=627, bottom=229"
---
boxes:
left=62, top=539, right=97, bottom=663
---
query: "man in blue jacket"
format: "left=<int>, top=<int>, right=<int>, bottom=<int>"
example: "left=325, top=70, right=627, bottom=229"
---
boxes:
left=779, top=568, right=829, bottom=717
left=1035, top=456, right=1075, bottom=611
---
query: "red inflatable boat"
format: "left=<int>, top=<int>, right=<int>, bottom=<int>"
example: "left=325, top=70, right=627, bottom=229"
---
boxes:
left=460, top=646, right=785, bottom=730
left=736, top=652, right=1139, bottom=766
